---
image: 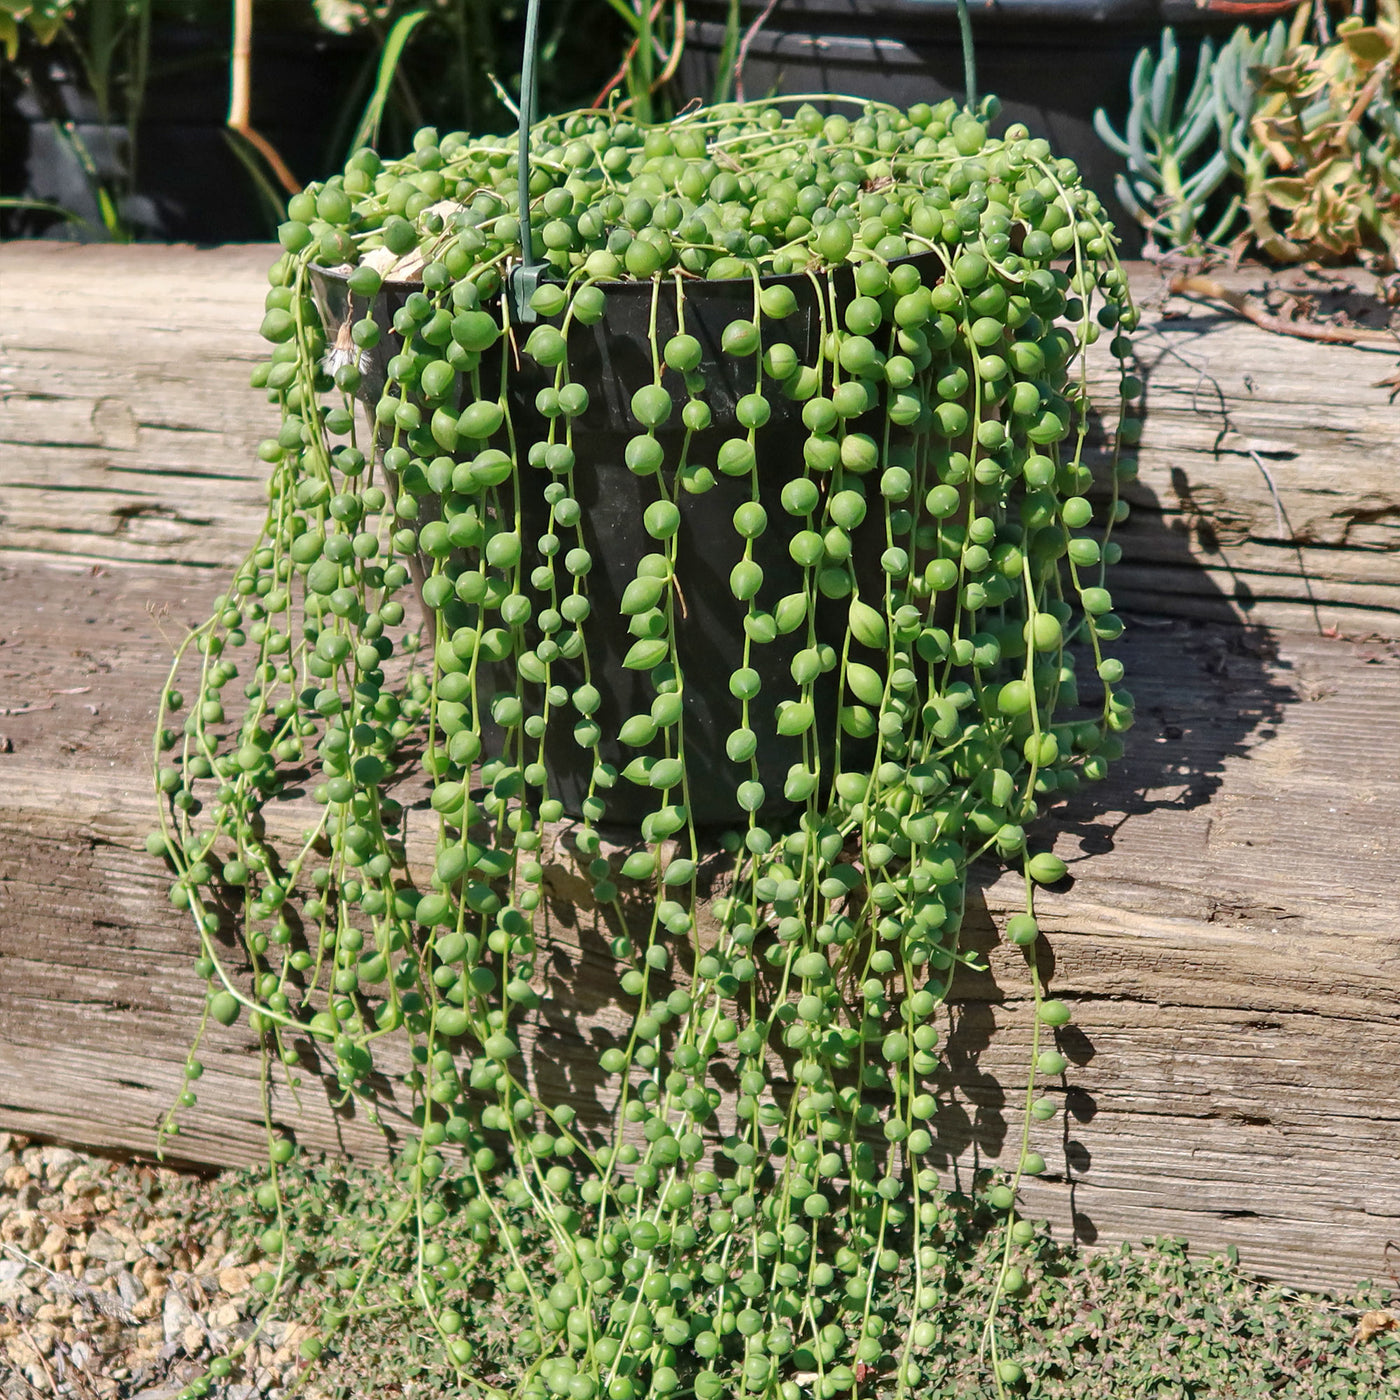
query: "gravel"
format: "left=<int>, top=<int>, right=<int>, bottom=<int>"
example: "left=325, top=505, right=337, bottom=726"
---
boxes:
left=0, top=1134, right=305, bottom=1399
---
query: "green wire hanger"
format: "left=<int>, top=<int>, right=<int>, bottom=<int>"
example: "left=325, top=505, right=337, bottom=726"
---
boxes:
left=508, top=0, right=546, bottom=324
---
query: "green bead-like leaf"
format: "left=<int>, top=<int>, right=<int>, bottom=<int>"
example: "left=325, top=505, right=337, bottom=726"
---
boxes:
left=1028, top=851, right=1068, bottom=884
left=620, top=576, right=665, bottom=615
left=784, top=766, right=818, bottom=801
left=662, top=858, right=696, bottom=886
left=623, top=638, right=670, bottom=671
left=844, top=662, right=885, bottom=707
left=736, top=779, right=766, bottom=812
left=622, top=755, right=655, bottom=785
left=651, top=692, right=683, bottom=727
left=847, top=597, right=887, bottom=651
left=435, top=1006, right=470, bottom=1038
left=618, top=714, right=657, bottom=747
left=839, top=704, right=877, bottom=739
left=430, top=407, right=459, bottom=451
left=774, top=592, right=808, bottom=633
left=730, top=559, right=764, bottom=600
left=726, top=727, right=758, bottom=763
left=649, top=757, right=684, bottom=789
left=776, top=700, right=814, bottom=736
left=621, top=851, right=656, bottom=880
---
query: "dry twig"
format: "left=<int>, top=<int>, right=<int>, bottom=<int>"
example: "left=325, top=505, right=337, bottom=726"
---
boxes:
left=1168, top=273, right=1400, bottom=349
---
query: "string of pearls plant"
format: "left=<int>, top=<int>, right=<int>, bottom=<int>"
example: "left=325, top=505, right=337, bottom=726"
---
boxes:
left=152, top=92, right=1139, bottom=1400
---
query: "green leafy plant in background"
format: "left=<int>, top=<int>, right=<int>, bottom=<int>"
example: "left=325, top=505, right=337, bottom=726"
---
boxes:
left=1242, top=0, right=1400, bottom=263
left=313, top=0, right=636, bottom=156
left=0, top=0, right=70, bottom=53
left=0, top=0, right=151, bottom=237
left=1094, top=28, right=1244, bottom=256
left=322, top=0, right=744, bottom=141
left=1100, top=3, right=1400, bottom=265
left=151, top=84, right=1140, bottom=1400
left=592, top=0, right=687, bottom=122
left=1, top=1, right=636, bottom=238
left=1210, top=18, right=1291, bottom=184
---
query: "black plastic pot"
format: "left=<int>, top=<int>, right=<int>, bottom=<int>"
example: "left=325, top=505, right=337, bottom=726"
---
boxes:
left=313, top=262, right=935, bottom=827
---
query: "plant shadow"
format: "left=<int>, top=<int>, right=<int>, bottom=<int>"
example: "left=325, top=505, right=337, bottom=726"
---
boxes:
left=931, top=426, right=1299, bottom=1238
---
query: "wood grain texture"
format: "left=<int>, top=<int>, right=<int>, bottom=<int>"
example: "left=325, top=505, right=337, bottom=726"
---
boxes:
left=0, top=242, right=275, bottom=568
left=3, top=246, right=1398, bottom=634
left=1, top=244, right=1398, bottom=1293
left=1104, top=263, right=1400, bottom=637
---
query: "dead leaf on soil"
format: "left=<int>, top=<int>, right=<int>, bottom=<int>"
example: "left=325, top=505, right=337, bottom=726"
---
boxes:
left=1355, top=1309, right=1398, bottom=1343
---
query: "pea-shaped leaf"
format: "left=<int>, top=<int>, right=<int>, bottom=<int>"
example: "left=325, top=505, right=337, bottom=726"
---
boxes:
left=484, top=1032, right=519, bottom=1060
left=736, top=779, right=766, bottom=812
left=471, top=449, right=513, bottom=487
left=726, top=727, right=758, bottom=762
left=622, top=755, right=656, bottom=785
left=730, top=559, right=764, bottom=600
left=435, top=1006, right=470, bottom=1038
left=620, top=576, right=664, bottom=615
left=790, top=647, right=822, bottom=686
left=776, top=699, right=814, bottom=736
left=430, top=407, right=459, bottom=451
left=459, top=400, right=504, bottom=440
left=622, top=638, right=669, bottom=670
left=474, top=847, right=513, bottom=879
left=618, top=714, right=657, bottom=747
left=840, top=704, right=877, bottom=738
left=524, top=324, right=567, bottom=366
left=434, top=930, right=467, bottom=962
left=990, top=767, right=1014, bottom=808
left=774, top=592, right=808, bottom=633
left=784, top=766, right=818, bottom=801
left=844, top=661, right=885, bottom=707
left=651, top=692, right=683, bottom=727
left=452, top=310, right=498, bottom=351
left=1028, top=851, right=1067, bottom=885
left=847, top=597, right=887, bottom=651
left=662, top=858, right=696, bottom=886
left=420, top=359, right=455, bottom=400
left=208, top=992, right=239, bottom=1026
left=649, top=757, right=684, bottom=789
left=621, top=851, right=656, bottom=880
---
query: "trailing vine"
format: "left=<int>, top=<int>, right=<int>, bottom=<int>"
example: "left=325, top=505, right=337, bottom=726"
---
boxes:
left=151, top=92, right=1137, bottom=1399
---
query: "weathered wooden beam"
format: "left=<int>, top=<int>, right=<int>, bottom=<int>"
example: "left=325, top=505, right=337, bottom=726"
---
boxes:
left=1, top=244, right=1398, bottom=1293
left=1112, top=263, right=1400, bottom=635
left=3, top=245, right=1397, bottom=633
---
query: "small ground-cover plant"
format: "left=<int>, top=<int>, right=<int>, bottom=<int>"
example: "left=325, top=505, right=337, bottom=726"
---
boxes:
left=152, top=87, right=1139, bottom=1400
left=211, top=1156, right=1400, bottom=1399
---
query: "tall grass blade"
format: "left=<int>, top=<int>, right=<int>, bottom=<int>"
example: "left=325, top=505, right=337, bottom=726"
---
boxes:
left=349, top=8, right=432, bottom=153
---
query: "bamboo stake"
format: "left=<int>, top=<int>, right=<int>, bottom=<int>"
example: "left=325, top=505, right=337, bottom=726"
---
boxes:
left=226, top=0, right=301, bottom=196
